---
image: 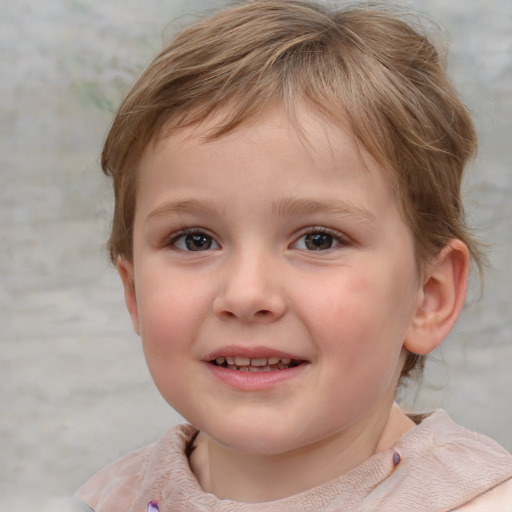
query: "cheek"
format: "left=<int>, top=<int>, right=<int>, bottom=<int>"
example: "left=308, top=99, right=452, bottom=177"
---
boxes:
left=135, top=268, right=207, bottom=359
left=135, top=277, right=202, bottom=410
left=306, top=269, right=413, bottom=368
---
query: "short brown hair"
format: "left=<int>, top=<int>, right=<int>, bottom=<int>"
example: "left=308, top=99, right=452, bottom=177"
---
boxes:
left=101, top=0, right=483, bottom=379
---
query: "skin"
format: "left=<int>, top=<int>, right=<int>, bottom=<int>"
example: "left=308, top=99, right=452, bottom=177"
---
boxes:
left=118, top=105, right=469, bottom=502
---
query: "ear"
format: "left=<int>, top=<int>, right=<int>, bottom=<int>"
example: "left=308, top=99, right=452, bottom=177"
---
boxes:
left=117, top=257, right=140, bottom=335
left=404, top=239, right=470, bottom=355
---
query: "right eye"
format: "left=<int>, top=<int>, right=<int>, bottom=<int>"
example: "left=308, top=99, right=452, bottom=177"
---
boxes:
left=171, top=231, right=220, bottom=252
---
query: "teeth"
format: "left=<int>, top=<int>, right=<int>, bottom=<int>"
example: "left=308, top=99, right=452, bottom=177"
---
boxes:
left=212, top=355, right=301, bottom=371
left=248, top=365, right=267, bottom=372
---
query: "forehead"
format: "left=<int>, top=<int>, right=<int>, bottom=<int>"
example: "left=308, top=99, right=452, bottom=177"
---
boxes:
left=140, top=103, right=390, bottom=188
left=137, top=106, right=399, bottom=216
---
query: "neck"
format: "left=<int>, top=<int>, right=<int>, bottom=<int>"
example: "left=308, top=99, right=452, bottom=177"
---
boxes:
left=189, top=403, right=415, bottom=503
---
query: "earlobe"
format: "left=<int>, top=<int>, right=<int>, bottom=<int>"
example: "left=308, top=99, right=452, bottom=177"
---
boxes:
left=117, top=257, right=140, bottom=335
left=404, top=239, right=470, bottom=355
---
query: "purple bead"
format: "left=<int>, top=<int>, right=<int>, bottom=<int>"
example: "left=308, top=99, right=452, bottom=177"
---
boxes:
left=147, top=500, right=160, bottom=512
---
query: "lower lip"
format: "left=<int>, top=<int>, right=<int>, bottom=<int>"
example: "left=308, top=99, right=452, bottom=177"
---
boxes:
left=204, top=362, right=308, bottom=390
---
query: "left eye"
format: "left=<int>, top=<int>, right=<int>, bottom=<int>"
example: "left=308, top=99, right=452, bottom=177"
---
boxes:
left=173, top=232, right=219, bottom=251
left=294, top=232, right=341, bottom=251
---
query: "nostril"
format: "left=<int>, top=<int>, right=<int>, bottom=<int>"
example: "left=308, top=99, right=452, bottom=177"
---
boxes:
left=255, top=309, right=272, bottom=317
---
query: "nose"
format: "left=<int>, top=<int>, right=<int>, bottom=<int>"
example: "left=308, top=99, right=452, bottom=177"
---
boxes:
left=212, top=251, right=286, bottom=323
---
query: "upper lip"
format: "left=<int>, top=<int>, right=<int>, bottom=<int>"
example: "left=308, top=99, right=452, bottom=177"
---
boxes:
left=203, top=345, right=308, bottom=362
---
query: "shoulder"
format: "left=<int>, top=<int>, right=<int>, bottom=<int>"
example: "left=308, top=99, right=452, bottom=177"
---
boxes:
left=76, top=442, right=155, bottom=511
left=399, top=409, right=512, bottom=469
left=76, top=423, right=198, bottom=512
left=383, top=410, right=512, bottom=510
left=417, top=409, right=512, bottom=472
left=452, top=477, right=512, bottom=511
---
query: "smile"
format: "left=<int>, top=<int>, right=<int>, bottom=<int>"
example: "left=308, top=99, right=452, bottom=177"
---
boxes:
left=211, top=356, right=302, bottom=372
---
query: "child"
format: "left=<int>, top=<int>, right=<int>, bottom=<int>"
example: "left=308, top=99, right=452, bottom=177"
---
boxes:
left=77, top=0, right=512, bottom=510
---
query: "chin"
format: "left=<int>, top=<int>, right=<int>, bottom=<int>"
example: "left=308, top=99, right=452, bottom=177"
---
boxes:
left=202, top=417, right=311, bottom=456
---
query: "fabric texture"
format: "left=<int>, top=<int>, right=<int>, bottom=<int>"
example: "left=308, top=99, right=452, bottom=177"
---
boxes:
left=77, top=410, right=512, bottom=511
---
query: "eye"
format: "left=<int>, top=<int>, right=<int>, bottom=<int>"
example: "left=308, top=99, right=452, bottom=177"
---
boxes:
left=294, top=229, right=344, bottom=251
left=172, top=231, right=219, bottom=252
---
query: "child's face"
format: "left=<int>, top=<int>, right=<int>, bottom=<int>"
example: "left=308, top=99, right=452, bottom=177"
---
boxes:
left=120, top=105, right=424, bottom=456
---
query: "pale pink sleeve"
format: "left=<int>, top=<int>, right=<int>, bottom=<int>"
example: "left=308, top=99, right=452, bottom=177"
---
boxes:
left=452, top=477, right=512, bottom=511
left=76, top=444, right=154, bottom=512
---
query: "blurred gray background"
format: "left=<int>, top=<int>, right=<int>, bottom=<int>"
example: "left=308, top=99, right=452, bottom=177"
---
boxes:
left=1, top=0, right=511, bottom=510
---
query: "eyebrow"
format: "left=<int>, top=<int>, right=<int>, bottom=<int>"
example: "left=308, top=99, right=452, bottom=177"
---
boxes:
left=146, top=199, right=227, bottom=222
left=146, top=196, right=377, bottom=226
left=272, top=197, right=378, bottom=226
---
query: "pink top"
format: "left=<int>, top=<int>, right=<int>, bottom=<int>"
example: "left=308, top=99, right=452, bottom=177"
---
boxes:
left=77, top=410, right=512, bottom=511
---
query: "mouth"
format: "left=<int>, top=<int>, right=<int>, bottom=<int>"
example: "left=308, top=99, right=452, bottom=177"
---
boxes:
left=210, top=356, right=303, bottom=372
